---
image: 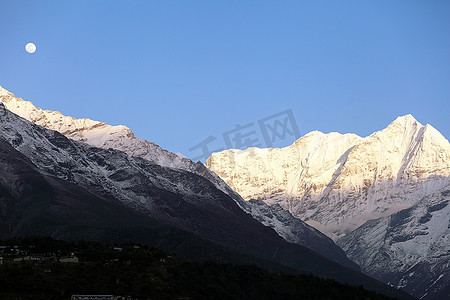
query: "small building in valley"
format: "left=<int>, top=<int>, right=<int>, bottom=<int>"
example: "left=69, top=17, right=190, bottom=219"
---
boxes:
left=59, top=256, right=79, bottom=263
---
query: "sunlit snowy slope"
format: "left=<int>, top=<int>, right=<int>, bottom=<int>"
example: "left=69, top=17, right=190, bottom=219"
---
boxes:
left=205, top=112, right=450, bottom=299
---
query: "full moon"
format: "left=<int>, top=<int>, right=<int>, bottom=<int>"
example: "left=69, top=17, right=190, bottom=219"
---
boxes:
left=25, top=43, right=36, bottom=54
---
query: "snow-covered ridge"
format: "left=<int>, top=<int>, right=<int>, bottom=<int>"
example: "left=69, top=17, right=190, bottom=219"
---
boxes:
left=0, top=85, right=197, bottom=170
left=0, top=85, right=246, bottom=197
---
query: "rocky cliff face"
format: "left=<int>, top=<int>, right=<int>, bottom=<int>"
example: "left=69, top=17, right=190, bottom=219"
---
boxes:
left=337, top=186, right=450, bottom=299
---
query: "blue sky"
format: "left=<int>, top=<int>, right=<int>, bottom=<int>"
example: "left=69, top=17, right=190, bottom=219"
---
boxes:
left=1, top=1, right=449, bottom=160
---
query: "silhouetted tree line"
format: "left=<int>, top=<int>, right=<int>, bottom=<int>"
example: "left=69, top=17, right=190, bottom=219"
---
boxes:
left=0, top=236, right=397, bottom=300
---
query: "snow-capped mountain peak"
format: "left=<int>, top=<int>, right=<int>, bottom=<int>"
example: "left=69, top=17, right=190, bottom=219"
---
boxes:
left=206, top=113, right=450, bottom=299
left=390, top=113, right=420, bottom=126
left=207, top=114, right=450, bottom=238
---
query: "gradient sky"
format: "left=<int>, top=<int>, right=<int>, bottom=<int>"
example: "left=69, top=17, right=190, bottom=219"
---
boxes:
left=1, top=1, right=449, bottom=160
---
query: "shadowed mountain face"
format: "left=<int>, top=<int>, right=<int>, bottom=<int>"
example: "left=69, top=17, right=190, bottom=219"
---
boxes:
left=0, top=103, right=412, bottom=299
left=337, top=186, right=450, bottom=300
left=0, top=85, right=356, bottom=269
